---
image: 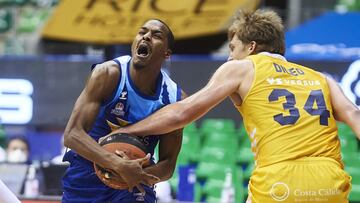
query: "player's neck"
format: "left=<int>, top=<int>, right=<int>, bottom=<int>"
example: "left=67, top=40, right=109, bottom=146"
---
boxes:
left=129, top=64, right=161, bottom=96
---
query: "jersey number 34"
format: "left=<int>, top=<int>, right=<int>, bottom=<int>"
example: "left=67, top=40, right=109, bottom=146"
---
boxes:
left=268, top=89, right=330, bottom=126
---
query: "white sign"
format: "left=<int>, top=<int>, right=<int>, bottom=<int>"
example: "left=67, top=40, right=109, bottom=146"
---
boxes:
left=341, top=60, right=360, bottom=107
left=0, top=79, right=33, bottom=124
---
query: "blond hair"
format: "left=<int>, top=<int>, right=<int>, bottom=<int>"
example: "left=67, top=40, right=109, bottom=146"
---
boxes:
left=228, top=9, right=285, bottom=55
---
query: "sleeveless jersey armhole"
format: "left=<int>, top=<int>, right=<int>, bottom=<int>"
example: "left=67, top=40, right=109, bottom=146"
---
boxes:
left=236, top=58, right=257, bottom=107
left=101, top=59, right=123, bottom=107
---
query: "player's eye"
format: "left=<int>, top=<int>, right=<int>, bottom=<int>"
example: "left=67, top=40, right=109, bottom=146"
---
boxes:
left=154, top=34, right=162, bottom=39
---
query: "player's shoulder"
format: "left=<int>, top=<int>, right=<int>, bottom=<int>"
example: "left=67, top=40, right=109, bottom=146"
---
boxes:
left=295, top=62, right=327, bottom=80
left=222, top=58, right=252, bottom=68
left=93, top=55, right=131, bottom=74
left=220, top=59, right=253, bottom=75
left=91, top=60, right=120, bottom=81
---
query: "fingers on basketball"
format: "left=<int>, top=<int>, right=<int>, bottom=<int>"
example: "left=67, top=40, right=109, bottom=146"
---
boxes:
left=94, top=133, right=150, bottom=190
left=115, top=150, right=129, bottom=159
left=137, top=153, right=151, bottom=166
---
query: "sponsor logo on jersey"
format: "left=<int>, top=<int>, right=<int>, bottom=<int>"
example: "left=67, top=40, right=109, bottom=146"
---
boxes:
left=111, top=102, right=125, bottom=116
left=133, top=192, right=145, bottom=201
left=119, top=91, right=127, bottom=100
left=270, top=181, right=342, bottom=202
left=270, top=182, right=290, bottom=201
left=266, top=78, right=321, bottom=86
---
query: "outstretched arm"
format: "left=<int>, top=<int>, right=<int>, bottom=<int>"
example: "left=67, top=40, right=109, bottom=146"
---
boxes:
left=326, top=76, right=360, bottom=139
left=120, top=60, right=248, bottom=136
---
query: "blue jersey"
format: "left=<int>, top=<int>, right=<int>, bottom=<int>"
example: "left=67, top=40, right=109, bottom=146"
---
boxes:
left=89, top=55, right=181, bottom=155
left=62, top=55, right=181, bottom=203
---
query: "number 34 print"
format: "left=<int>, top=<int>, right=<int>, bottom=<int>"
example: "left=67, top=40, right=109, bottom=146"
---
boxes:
left=268, top=89, right=330, bottom=126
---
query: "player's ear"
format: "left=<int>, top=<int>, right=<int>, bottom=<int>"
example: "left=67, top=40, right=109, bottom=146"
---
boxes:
left=248, top=41, right=257, bottom=54
left=165, top=49, right=172, bottom=59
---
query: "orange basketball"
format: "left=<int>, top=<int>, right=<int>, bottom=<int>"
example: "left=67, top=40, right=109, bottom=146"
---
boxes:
left=94, top=133, right=149, bottom=190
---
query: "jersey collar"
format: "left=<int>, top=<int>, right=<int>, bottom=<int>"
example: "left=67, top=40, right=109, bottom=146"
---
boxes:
left=258, top=52, right=287, bottom=61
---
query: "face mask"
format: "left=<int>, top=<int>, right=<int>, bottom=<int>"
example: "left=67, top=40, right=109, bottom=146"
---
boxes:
left=7, top=149, right=28, bottom=163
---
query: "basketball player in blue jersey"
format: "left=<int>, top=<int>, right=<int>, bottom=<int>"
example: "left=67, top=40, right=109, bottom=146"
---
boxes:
left=115, top=10, right=360, bottom=202
left=62, top=19, right=185, bottom=202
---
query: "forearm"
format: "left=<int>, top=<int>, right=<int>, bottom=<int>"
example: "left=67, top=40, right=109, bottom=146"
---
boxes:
left=344, top=109, right=360, bottom=140
left=334, top=102, right=360, bottom=140
left=124, top=92, right=221, bottom=136
left=125, top=102, right=190, bottom=136
left=326, top=76, right=360, bottom=140
left=64, top=128, right=119, bottom=170
left=122, top=64, right=240, bottom=137
left=143, top=160, right=175, bottom=181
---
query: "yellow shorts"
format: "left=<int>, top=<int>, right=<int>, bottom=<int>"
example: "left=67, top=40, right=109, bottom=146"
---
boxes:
left=247, top=157, right=351, bottom=203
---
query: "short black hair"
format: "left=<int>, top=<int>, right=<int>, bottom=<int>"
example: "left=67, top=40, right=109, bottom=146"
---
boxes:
left=6, top=135, right=30, bottom=150
left=152, top=19, right=175, bottom=52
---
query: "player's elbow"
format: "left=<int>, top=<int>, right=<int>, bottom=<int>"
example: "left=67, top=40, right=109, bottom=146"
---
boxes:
left=350, top=108, right=360, bottom=117
left=337, top=107, right=360, bottom=139
left=162, top=160, right=177, bottom=181
left=63, top=128, right=78, bottom=149
left=63, top=130, right=72, bottom=148
left=342, top=107, right=360, bottom=123
left=163, top=172, right=173, bottom=181
left=348, top=109, right=360, bottom=139
left=160, top=169, right=174, bottom=181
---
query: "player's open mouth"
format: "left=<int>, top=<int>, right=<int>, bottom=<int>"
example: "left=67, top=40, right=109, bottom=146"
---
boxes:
left=136, top=43, right=151, bottom=58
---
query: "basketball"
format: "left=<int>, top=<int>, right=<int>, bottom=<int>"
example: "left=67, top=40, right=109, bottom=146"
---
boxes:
left=94, top=133, right=149, bottom=190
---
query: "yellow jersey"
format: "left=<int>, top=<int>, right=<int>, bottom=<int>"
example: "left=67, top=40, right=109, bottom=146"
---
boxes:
left=236, top=53, right=342, bottom=168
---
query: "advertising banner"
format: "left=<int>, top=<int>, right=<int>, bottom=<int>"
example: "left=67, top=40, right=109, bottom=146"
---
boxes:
left=42, top=0, right=259, bottom=44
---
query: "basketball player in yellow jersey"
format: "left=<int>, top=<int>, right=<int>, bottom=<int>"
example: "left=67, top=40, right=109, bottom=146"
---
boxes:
left=111, top=9, right=360, bottom=202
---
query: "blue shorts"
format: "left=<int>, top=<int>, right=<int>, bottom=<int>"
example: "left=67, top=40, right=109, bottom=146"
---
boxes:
left=62, top=151, right=156, bottom=203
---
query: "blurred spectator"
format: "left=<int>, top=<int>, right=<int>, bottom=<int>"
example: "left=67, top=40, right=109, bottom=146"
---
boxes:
left=6, top=136, right=30, bottom=164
